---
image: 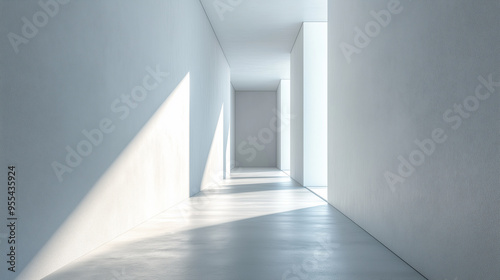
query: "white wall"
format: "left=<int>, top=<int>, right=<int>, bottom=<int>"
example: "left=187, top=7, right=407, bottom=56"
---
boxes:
left=290, top=23, right=328, bottom=186
left=328, top=1, right=500, bottom=279
left=277, top=80, right=291, bottom=171
left=235, top=91, right=277, bottom=167
left=226, top=84, right=236, bottom=177
left=0, top=1, right=230, bottom=279
left=291, top=27, right=304, bottom=184
left=304, top=22, right=328, bottom=186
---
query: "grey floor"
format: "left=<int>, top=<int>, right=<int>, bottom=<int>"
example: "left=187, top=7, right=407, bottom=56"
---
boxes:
left=45, top=168, right=426, bottom=280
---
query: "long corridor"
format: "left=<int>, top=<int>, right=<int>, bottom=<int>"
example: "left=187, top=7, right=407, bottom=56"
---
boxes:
left=45, top=168, right=426, bottom=280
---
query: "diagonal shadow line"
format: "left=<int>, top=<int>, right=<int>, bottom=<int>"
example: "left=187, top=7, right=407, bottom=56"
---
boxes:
left=16, top=72, right=200, bottom=279
left=43, top=203, right=426, bottom=280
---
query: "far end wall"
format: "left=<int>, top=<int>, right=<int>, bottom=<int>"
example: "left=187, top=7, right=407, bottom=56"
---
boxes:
left=235, top=91, right=278, bottom=167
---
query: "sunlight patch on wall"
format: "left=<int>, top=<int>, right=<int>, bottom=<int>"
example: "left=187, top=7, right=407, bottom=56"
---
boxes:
left=19, top=73, right=191, bottom=280
left=201, top=106, right=225, bottom=190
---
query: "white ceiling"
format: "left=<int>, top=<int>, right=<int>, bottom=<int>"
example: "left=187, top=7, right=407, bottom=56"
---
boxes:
left=199, top=0, right=327, bottom=91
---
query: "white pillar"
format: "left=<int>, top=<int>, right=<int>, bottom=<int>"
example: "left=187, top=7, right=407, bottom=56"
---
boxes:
left=290, top=22, right=328, bottom=186
left=277, top=80, right=291, bottom=171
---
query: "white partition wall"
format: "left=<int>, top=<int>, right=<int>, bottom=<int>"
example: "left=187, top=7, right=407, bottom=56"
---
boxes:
left=290, top=22, right=328, bottom=186
left=328, top=1, right=500, bottom=279
left=277, top=80, right=291, bottom=171
left=225, top=84, right=236, bottom=178
left=0, top=1, right=231, bottom=279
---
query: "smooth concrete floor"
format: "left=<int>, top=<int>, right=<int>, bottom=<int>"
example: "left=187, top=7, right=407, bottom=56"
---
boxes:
left=45, top=168, right=426, bottom=280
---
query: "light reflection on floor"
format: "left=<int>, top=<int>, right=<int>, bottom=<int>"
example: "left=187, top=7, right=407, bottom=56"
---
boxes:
left=44, top=168, right=425, bottom=280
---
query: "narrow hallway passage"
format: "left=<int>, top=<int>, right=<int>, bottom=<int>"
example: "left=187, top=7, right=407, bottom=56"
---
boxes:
left=45, top=169, right=425, bottom=280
